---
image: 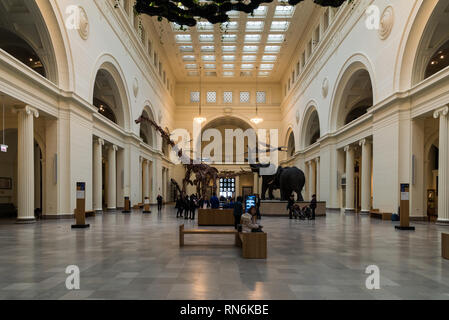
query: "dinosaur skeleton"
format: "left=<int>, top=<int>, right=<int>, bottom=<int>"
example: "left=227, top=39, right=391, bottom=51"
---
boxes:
left=135, top=114, right=286, bottom=198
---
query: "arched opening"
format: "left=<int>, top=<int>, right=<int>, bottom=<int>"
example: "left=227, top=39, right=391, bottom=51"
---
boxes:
left=408, top=0, right=449, bottom=84
left=201, top=116, right=255, bottom=164
left=337, top=69, right=373, bottom=129
left=302, top=108, right=320, bottom=148
left=140, top=109, right=155, bottom=147
left=0, top=0, right=60, bottom=84
left=424, top=39, right=449, bottom=79
left=93, top=69, right=126, bottom=126
left=0, top=28, right=46, bottom=78
left=286, top=130, right=295, bottom=157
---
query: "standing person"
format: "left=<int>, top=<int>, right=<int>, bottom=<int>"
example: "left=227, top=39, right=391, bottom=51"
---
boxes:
left=157, top=194, right=163, bottom=211
left=189, top=194, right=197, bottom=220
left=210, top=193, right=219, bottom=209
left=233, top=196, right=244, bottom=230
left=287, top=194, right=295, bottom=219
left=310, top=194, right=317, bottom=220
left=256, top=194, right=261, bottom=220
left=176, top=196, right=184, bottom=218
left=184, top=195, right=190, bottom=220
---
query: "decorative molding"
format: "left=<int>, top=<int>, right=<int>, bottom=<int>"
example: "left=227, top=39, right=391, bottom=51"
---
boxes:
left=133, top=77, right=139, bottom=98
left=379, top=6, right=394, bottom=40
left=433, top=106, right=449, bottom=119
left=77, top=6, right=89, bottom=40
left=322, top=77, right=329, bottom=98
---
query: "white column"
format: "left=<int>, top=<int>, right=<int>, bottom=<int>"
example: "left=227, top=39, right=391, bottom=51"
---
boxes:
left=309, top=160, right=316, bottom=200
left=434, top=106, right=449, bottom=224
left=315, top=157, right=320, bottom=201
left=34, top=143, right=41, bottom=209
left=359, top=139, right=372, bottom=214
left=253, top=172, right=259, bottom=195
left=344, top=145, right=355, bottom=212
left=138, top=156, right=143, bottom=203
left=142, top=159, right=149, bottom=199
left=107, top=145, right=118, bottom=210
left=16, top=106, right=39, bottom=223
left=235, top=175, right=240, bottom=197
left=93, top=138, right=104, bottom=212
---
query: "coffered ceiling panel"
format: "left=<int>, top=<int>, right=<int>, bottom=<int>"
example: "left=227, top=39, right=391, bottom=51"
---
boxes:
left=145, top=0, right=317, bottom=83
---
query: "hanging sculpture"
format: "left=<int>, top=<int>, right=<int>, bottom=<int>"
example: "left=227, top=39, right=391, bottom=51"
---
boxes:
left=133, top=0, right=347, bottom=27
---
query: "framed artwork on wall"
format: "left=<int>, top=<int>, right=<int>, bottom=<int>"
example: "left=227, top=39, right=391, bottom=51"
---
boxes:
left=0, top=177, right=12, bottom=189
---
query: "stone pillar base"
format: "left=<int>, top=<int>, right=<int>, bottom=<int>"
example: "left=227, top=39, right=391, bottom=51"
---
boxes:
left=16, top=218, right=36, bottom=224
left=436, top=219, right=449, bottom=226
left=345, top=208, right=355, bottom=213
left=360, top=210, right=370, bottom=215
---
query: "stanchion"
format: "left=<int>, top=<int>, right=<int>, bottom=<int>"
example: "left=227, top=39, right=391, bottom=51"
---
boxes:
left=395, top=183, right=415, bottom=231
left=143, top=196, right=151, bottom=213
left=122, top=196, right=131, bottom=213
left=72, top=182, right=90, bottom=229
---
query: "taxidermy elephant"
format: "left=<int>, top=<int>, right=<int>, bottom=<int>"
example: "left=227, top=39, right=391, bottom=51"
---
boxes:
left=250, top=164, right=305, bottom=201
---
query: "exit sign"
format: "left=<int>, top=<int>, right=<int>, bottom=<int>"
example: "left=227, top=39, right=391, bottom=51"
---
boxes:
left=1, top=144, right=8, bottom=152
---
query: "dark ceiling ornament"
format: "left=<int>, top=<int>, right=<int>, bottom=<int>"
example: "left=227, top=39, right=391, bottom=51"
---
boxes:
left=134, top=0, right=348, bottom=27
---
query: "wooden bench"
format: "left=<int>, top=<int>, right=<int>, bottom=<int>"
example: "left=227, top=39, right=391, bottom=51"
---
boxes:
left=370, top=209, right=392, bottom=221
left=236, top=232, right=267, bottom=259
left=179, top=224, right=267, bottom=259
left=179, top=224, right=239, bottom=247
left=443, top=233, right=449, bottom=260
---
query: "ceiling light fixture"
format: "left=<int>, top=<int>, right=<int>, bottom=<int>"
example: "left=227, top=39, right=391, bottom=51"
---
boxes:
left=194, top=67, right=206, bottom=124
left=251, top=67, right=263, bottom=125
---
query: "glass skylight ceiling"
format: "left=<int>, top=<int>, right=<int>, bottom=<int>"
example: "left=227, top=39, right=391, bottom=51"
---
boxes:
left=169, top=2, right=298, bottom=79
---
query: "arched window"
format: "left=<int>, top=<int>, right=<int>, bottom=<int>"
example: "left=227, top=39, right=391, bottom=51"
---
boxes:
left=425, top=39, right=449, bottom=79
left=0, top=28, right=46, bottom=78
left=93, top=98, right=117, bottom=124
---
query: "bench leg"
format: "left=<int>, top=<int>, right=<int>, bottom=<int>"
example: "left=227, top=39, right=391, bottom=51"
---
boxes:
left=235, top=233, right=241, bottom=247
left=179, top=225, right=184, bottom=247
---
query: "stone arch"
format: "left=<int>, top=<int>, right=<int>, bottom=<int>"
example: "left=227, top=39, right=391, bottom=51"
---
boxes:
left=201, top=116, right=256, bottom=163
left=90, top=54, right=131, bottom=130
left=140, top=104, right=157, bottom=148
left=0, top=0, right=73, bottom=88
left=329, top=54, right=376, bottom=132
left=300, top=102, right=321, bottom=149
left=396, top=0, right=449, bottom=89
left=284, top=126, right=295, bottom=157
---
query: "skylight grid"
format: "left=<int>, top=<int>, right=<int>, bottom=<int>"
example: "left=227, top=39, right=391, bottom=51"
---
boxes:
left=222, top=34, right=237, bottom=42
left=274, top=5, right=295, bottom=17
left=175, top=34, right=192, bottom=43
left=267, top=34, right=285, bottom=43
left=271, top=21, right=290, bottom=31
left=222, top=46, right=236, bottom=52
left=199, top=34, right=214, bottom=42
left=244, top=34, right=261, bottom=43
left=246, top=21, right=264, bottom=31
left=243, top=45, right=259, bottom=53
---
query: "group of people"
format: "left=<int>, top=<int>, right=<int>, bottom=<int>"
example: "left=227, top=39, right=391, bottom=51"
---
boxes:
left=175, top=194, right=200, bottom=220
left=287, top=193, right=317, bottom=220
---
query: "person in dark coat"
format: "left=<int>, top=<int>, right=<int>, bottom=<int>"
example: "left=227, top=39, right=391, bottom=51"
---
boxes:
left=176, top=196, right=184, bottom=218
left=189, top=194, right=197, bottom=220
left=210, top=193, right=219, bottom=209
left=233, top=196, right=244, bottom=230
left=184, top=195, right=190, bottom=220
left=287, top=194, right=295, bottom=219
left=310, top=194, right=317, bottom=220
left=256, top=195, right=261, bottom=220
left=157, top=194, right=163, bottom=211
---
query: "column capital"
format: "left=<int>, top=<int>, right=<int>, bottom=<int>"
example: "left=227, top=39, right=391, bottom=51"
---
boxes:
left=344, top=145, right=351, bottom=152
left=433, top=106, right=449, bottom=119
left=96, top=138, right=104, bottom=146
left=314, top=157, right=320, bottom=163
left=108, top=144, right=118, bottom=151
left=359, top=138, right=371, bottom=147
left=13, top=105, right=39, bottom=118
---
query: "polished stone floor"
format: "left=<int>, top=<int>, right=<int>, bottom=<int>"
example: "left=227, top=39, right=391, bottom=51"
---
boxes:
left=0, top=205, right=448, bottom=300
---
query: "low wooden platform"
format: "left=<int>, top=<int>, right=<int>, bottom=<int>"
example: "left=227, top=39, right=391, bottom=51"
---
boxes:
left=370, top=209, right=392, bottom=221
left=198, top=208, right=234, bottom=226
left=260, top=200, right=326, bottom=217
left=443, top=233, right=449, bottom=260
